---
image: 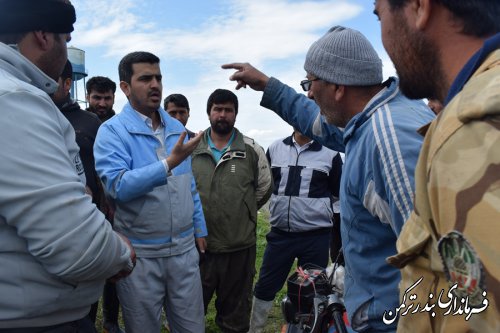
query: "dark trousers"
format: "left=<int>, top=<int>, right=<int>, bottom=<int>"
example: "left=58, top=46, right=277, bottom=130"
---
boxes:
left=88, top=282, right=120, bottom=325
left=254, top=228, right=330, bottom=301
left=102, top=281, right=120, bottom=324
left=0, top=317, right=97, bottom=333
left=200, top=246, right=256, bottom=333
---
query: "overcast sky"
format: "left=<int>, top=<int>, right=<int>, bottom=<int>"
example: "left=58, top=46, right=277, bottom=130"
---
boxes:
left=70, top=0, right=396, bottom=149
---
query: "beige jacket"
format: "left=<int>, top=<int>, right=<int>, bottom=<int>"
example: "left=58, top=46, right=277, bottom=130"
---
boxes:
left=388, top=50, right=500, bottom=332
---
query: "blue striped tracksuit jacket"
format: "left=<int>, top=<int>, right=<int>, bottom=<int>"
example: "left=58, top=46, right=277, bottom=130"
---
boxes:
left=260, top=77, right=435, bottom=332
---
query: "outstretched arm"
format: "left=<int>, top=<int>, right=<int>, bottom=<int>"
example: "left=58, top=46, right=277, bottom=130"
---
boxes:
left=222, top=62, right=346, bottom=152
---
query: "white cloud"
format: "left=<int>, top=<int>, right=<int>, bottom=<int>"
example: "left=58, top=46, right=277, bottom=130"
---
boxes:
left=69, top=0, right=374, bottom=149
left=72, top=0, right=362, bottom=62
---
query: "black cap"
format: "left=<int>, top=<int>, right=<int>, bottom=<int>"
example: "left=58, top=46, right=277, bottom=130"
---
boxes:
left=0, top=0, right=76, bottom=34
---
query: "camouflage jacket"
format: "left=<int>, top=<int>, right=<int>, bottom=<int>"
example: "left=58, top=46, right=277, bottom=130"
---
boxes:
left=387, top=49, right=500, bottom=332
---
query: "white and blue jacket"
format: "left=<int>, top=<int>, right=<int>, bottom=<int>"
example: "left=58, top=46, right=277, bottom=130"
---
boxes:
left=261, top=77, right=435, bottom=332
left=267, top=134, right=342, bottom=233
left=94, top=103, right=207, bottom=258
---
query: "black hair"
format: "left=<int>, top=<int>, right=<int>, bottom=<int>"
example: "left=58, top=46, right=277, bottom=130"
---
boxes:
left=387, top=0, right=500, bottom=37
left=86, top=76, right=116, bottom=95
left=164, top=93, right=190, bottom=111
left=206, top=89, right=238, bottom=115
left=118, top=51, right=160, bottom=84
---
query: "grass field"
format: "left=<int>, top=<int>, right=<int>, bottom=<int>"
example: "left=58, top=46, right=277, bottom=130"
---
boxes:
left=95, top=209, right=291, bottom=332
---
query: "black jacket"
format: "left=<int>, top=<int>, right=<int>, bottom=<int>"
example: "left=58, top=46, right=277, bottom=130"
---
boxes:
left=59, top=98, right=103, bottom=207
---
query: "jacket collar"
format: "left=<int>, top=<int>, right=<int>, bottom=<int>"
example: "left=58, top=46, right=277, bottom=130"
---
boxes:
left=119, top=102, right=182, bottom=135
left=445, top=32, right=500, bottom=105
left=0, top=42, right=58, bottom=94
left=342, top=77, right=399, bottom=144
left=454, top=49, right=500, bottom=122
left=282, top=133, right=322, bottom=152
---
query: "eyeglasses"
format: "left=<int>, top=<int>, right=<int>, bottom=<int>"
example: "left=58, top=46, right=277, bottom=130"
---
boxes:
left=300, top=78, right=320, bottom=92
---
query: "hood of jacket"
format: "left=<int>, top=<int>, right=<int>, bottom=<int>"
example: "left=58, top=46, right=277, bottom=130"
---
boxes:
left=455, top=49, right=500, bottom=123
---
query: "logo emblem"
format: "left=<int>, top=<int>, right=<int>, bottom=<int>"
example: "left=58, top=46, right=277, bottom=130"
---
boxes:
left=438, top=231, right=485, bottom=307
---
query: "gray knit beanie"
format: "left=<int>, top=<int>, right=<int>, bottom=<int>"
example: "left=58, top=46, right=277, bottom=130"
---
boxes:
left=304, top=26, right=383, bottom=86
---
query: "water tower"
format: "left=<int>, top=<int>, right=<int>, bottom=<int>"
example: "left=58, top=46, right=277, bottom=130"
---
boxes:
left=67, top=46, right=88, bottom=108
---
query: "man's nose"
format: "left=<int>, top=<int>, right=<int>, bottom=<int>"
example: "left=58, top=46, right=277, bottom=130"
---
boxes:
left=150, top=77, right=161, bottom=88
left=307, top=90, right=314, bottom=100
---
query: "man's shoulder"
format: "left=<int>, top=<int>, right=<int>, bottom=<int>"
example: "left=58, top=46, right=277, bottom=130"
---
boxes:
left=0, top=70, right=50, bottom=101
left=239, top=131, right=264, bottom=152
left=68, top=105, right=100, bottom=121
left=100, top=109, right=127, bottom=127
left=368, top=93, right=434, bottom=139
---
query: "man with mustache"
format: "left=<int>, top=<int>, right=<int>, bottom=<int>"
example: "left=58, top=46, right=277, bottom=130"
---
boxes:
left=191, top=89, right=272, bottom=333
left=94, top=51, right=207, bottom=333
left=86, top=76, right=116, bottom=123
left=223, top=26, right=435, bottom=332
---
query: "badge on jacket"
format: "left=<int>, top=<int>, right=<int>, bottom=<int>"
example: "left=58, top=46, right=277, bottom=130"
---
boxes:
left=437, top=231, right=485, bottom=307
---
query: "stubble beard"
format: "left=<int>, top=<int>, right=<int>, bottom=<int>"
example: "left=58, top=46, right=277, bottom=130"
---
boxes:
left=390, top=14, right=447, bottom=101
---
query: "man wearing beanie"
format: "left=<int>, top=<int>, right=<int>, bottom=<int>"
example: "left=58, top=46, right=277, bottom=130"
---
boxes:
left=223, top=26, right=435, bottom=332
left=0, top=0, right=136, bottom=331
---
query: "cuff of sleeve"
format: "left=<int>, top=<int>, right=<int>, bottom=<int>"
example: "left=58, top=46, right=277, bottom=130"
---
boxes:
left=162, top=159, right=172, bottom=177
left=261, top=77, right=281, bottom=108
left=118, top=236, right=135, bottom=272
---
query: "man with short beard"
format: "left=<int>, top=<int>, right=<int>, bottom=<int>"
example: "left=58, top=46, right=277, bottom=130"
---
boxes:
left=85, top=75, right=123, bottom=333
left=86, top=76, right=117, bottom=122
left=374, top=0, right=500, bottom=332
left=191, top=89, right=272, bottom=333
left=0, top=0, right=135, bottom=331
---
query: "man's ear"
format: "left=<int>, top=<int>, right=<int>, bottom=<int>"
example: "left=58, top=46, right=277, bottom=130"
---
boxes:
left=32, top=31, right=52, bottom=51
left=414, top=0, right=432, bottom=30
left=334, top=85, right=345, bottom=102
left=120, top=81, right=131, bottom=97
left=63, top=78, right=72, bottom=94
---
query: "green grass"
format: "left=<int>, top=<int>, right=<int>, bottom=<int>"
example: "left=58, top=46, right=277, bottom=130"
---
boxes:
left=95, top=209, right=291, bottom=332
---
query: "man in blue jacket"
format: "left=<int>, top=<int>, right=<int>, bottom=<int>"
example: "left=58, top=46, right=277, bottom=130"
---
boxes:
left=224, top=26, right=435, bottom=332
left=94, top=51, right=207, bottom=333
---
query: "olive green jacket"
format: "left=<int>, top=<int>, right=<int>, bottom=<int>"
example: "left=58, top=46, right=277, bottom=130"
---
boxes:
left=192, top=128, right=272, bottom=253
left=389, top=49, right=500, bottom=333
